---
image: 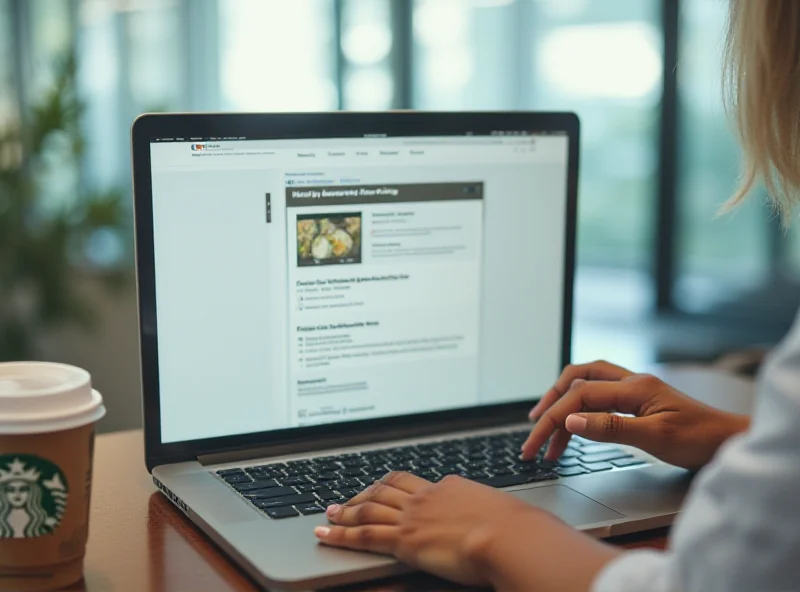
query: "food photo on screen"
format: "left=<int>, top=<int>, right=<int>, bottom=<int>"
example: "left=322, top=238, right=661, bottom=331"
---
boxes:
left=297, top=213, right=362, bottom=266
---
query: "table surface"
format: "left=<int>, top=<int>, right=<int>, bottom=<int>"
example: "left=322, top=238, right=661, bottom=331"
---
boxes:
left=70, top=366, right=756, bottom=591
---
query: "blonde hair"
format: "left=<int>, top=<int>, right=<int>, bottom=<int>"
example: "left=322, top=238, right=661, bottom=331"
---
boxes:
left=723, top=0, right=800, bottom=222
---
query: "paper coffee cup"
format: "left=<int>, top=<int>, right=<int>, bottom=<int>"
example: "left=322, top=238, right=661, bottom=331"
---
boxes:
left=0, top=362, right=105, bottom=591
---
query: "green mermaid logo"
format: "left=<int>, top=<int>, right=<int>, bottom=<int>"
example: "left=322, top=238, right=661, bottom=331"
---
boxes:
left=0, top=455, right=68, bottom=538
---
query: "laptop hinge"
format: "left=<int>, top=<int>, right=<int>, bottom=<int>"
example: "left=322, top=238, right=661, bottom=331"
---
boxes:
left=196, top=411, right=524, bottom=467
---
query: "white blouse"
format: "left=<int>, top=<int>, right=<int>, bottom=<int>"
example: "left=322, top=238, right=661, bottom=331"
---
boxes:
left=593, top=312, right=800, bottom=592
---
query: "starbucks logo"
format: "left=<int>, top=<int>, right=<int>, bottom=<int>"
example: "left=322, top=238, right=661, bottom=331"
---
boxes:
left=0, top=454, right=68, bottom=539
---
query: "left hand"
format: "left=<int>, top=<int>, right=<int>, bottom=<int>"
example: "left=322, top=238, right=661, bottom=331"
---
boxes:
left=314, top=471, right=619, bottom=591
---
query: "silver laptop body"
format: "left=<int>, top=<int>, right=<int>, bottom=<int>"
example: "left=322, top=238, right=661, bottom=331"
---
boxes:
left=132, top=112, right=692, bottom=590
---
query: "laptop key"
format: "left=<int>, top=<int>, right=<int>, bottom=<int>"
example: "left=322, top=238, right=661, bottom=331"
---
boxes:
left=582, top=462, right=613, bottom=472
left=258, top=463, right=286, bottom=470
left=251, top=473, right=282, bottom=483
left=475, top=474, right=536, bottom=488
left=388, top=464, right=413, bottom=472
left=335, top=488, right=359, bottom=499
left=242, top=486, right=298, bottom=500
left=339, top=459, right=365, bottom=469
left=315, top=489, right=339, bottom=501
left=297, top=503, right=325, bottom=516
left=233, top=480, right=279, bottom=492
left=281, top=477, right=311, bottom=487
left=579, top=444, right=621, bottom=455
left=314, top=463, right=341, bottom=472
left=557, top=457, right=582, bottom=468
left=217, top=468, right=244, bottom=477
left=339, top=468, right=365, bottom=478
left=337, top=478, right=363, bottom=488
left=612, top=458, right=648, bottom=468
left=223, top=474, right=252, bottom=485
left=415, top=459, right=440, bottom=468
left=580, top=451, right=632, bottom=464
left=254, top=493, right=317, bottom=509
left=557, top=466, right=590, bottom=477
left=265, top=506, right=300, bottom=519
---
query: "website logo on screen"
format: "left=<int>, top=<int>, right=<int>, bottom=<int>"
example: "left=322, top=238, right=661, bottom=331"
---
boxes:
left=191, top=144, right=205, bottom=151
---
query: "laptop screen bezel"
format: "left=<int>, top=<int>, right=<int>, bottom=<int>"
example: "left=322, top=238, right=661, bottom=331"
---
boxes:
left=132, top=111, right=579, bottom=472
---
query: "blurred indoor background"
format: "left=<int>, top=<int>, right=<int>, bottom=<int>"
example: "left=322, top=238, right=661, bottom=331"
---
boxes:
left=2, top=0, right=797, bottom=432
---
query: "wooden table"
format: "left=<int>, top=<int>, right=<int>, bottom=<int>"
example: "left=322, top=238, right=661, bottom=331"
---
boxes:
left=70, top=366, right=755, bottom=591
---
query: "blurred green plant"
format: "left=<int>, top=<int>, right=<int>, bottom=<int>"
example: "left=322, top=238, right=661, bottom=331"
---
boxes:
left=0, top=52, right=129, bottom=360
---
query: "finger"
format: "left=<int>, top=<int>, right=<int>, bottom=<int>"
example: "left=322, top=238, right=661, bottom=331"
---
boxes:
left=314, top=524, right=399, bottom=555
left=326, top=501, right=401, bottom=526
left=522, top=379, right=592, bottom=459
left=528, top=361, right=634, bottom=420
left=565, top=412, right=657, bottom=448
left=528, top=388, right=562, bottom=420
left=375, top=471, right=430, bottom=494
left=543, top=427, right=572, bottom=461
left=521, top=380, right=644, bottom=459
left=345, top=481, right=410, bottom=509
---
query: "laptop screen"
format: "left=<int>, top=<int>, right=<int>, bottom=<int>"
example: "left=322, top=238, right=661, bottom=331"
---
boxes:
left=148, top=132, right=570, bottom=444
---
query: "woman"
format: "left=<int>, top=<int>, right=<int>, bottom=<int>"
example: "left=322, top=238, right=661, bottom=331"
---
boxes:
left=313, top=1, right=800, bottom=590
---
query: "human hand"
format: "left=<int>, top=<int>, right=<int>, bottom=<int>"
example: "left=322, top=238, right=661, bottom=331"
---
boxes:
left=521, top=361, right=750, bottom=470
left=314, top=471, right=618, bottom=592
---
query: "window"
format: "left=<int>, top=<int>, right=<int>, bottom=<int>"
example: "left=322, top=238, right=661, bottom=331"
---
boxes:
left=5, top=0, right=797, bottom=366
left=675, top=0, right=771, bottom=315
left=340, top=0, right=395, bottom=109
left=0, top=0, right=15, bottom=127
left=219, top=0, right=337, bottom=112
left=413, top=0, right=662, bottom=302
left=523, top=0, right=662, bottom=335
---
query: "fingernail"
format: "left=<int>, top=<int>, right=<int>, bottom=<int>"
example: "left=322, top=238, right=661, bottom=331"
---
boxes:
left=314, top=526, right=331, bottom=538
left=326, top=504, right=341, bottom=517
left=528, top=406, right=539, bottom=419
left=570, top=378, right=585, bottom=390
left=566, top=414, right=587, bottom=433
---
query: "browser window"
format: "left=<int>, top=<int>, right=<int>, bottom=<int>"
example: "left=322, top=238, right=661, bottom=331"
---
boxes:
left=149, top=134, right=569, bottom=443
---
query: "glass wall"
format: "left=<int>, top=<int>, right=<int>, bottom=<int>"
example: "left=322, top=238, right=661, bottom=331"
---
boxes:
left=675, top=0, right=771, bottom=314
left=4, top=0, right=795, bottom=369
left=341, top=0, right=395, bottom=109
left=0, top=0, right=16, bottom=127
left=411, top=0, right=662, bottom=367
left=219, top=0, right=337, bottom=112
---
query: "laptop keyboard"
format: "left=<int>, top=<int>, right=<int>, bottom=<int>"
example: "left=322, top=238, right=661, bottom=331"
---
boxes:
left=213, top=429, right=645, bottom=519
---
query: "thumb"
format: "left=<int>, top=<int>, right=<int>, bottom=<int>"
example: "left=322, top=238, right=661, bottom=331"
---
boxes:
left=565, top=412, right=650, bottom=448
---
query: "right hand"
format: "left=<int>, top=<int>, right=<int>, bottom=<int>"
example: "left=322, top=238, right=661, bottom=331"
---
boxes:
left=520, top=361, right=750, bottom=471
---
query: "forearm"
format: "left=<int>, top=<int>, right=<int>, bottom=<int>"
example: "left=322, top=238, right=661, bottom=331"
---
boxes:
left=472, top=510, right=620, bottom=592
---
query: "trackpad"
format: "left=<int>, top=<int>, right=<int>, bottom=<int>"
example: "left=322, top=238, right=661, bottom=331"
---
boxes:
left=509, top=485, right=624, bottom=526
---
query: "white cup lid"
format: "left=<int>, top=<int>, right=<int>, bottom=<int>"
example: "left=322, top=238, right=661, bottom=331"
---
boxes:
left=0, top=362, right=106, bottom=434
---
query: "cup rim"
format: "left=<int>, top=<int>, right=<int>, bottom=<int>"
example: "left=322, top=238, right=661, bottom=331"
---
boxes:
left=0, top=361, right=91, bottom=397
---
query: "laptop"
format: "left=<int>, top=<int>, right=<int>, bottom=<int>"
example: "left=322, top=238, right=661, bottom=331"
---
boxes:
left=131, top=112, right=690, bottom=590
